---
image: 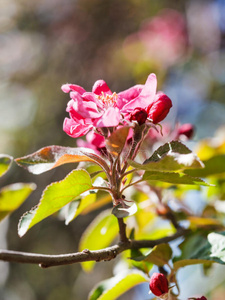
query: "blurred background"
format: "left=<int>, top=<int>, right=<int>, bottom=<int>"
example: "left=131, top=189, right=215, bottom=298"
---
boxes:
left=1, top=0, right=225, bottom=299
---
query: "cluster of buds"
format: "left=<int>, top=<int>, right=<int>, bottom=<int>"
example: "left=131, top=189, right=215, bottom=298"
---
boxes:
left=149, top=273, right=207, bottom=300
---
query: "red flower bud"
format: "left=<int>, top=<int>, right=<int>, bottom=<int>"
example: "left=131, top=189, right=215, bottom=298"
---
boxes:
left=147, top=93, right=172, bottom=124
left=149, top=273, right=169, bottom=296
left=177, top=123, right=194, bottom=139
left=130, top=108, right=148, bottom=125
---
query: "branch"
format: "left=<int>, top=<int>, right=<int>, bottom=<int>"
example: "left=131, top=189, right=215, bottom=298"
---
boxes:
left=117, top=218, right=129, bottom=243
left=0, top=229, right=188, bottom=268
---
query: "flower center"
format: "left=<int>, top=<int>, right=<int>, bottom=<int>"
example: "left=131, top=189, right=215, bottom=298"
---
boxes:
left=97, top=92, right=118, bottom=108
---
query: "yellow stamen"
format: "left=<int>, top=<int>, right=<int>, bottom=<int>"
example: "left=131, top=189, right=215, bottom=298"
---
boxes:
left=97, top=92, right=118, bottom=108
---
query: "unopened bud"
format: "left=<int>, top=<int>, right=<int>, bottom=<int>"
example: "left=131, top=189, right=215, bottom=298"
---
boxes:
left=147, top=93, right=172, bottom=124
left=178, top=123, right=194, bottom=139
left=130, top=108, right=148, bottom=125
left=149, top=273, right=169, bottom=296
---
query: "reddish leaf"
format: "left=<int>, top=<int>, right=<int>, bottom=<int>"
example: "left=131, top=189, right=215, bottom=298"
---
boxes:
left=106, top=127, right=130, bottom=156
left=15, top=146, right=109, bottom=174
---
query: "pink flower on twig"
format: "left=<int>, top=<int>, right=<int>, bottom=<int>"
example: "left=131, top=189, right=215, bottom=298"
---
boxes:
left=62, top=73, right=172, bottom=138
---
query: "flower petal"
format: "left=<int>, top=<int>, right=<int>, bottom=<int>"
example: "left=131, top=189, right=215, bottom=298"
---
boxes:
left=121, top=73, right=157, bottom=112
left=61, top=84, right=86, bottom=94
left=70, top=92, right=102, bottom=119
left=117, top=84, right=143, bottom=109
left=86, top=131, right=105, bottom=148
left=63, top=118, right=92, bottom=138
left=118, top=84, right=143, bottom=102
left=92, top=80, right=112, bottom=95
left=94, top=107, right=120, bottom=127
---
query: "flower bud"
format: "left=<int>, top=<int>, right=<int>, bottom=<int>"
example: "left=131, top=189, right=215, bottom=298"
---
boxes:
left=177, top=123, right=194, bottom=139
left=149, top=272, right=169, bottom=296
left=147, top=93, right=172, bottom=124
left=130, top=108, right=148, bottom=125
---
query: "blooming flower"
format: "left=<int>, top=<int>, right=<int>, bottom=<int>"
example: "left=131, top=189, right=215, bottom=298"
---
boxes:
left=149, top=272, right=169, bottom=297
left=62, top=73, right=172, bottom=138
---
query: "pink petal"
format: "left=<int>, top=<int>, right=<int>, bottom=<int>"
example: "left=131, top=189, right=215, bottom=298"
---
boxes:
left=140, top=73, right=157, bottom=99
left=82, top=92, right=104, bottom=110
left=92, top=80, right=112, bottom=95
left=117, top=84, right=143, bottom=109
left=86, top=131, right=105, bottom=148
left=70, top=92, right=102, bottom=119
left=61, top=83, right=86, bottom=94
left=63, top=118, right=92, bottom=138
left=66, top=100, right=88, bottom=122
left=121, top=73, right=157, bottom=112
left=118, top=84, right=143, bottom=101
left=94, top=107, right=120, bottom=127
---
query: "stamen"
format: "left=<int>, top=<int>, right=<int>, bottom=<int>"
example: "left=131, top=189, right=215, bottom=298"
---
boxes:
left=97, top=92, right=118, bottom=108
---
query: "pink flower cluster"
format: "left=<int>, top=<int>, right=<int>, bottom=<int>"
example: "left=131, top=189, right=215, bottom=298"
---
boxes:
left=123, top=9, right=188, bottom=68
left=62, top=73, right=172, bottom=138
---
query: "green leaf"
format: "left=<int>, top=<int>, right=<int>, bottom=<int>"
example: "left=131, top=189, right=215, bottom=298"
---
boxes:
left=88, top=270, right=148, bottom=300
left=0, top=154, right=13, bottom=177
left=188, top=216, right=222, bottom=229
left=143, top=171, right=210, bottom=186
left=131, top=244, right=172, bottom=266
left=173, top=231, right=225, bottom=270
left=0, top=183, right=36, bottom=221
left=129, top=141, right=204, bottom=172
left=173, top=258, right=212, bottom=270
left=195, top=231, right=225, bottom=264
left=106, top=127, right=130, bottom=156
left=18, top=169, right=92, bottom=236
left=65, top=192, right=96, bottom=225
left=79, top=210, right=118, bottom=272
left=185, top=154, right=225, bottom=177
left=80, top=192, right=112, bottom=215
left=129, top=248, right=153, bottom=274
left=15, top=146, right=109, bottom=175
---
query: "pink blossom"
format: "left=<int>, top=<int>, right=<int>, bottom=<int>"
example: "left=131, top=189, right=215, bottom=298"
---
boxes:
left=62, top=73, right=172, bottom=138
left=123, top=9, right=188, bottom=68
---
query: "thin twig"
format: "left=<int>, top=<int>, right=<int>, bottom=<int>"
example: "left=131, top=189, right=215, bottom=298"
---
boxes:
left=120, top=168, right=138, bottom=180
left=0, top=229, right=188, bottom=268
left=120, top=179, right=143, bottom=194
